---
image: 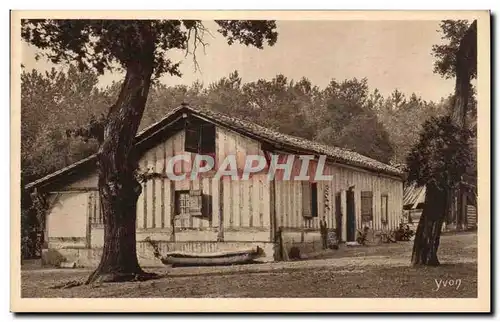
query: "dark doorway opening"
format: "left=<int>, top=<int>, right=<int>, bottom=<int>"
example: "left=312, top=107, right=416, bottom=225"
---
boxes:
left=335, top=192, right=342, bottom=242
left=346, top=187, right=356, bottom=242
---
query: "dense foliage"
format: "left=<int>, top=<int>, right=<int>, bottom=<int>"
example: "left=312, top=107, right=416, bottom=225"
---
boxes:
left=407, top=18, right=477, bottom=190
left=21, top=65, right=112, bottom=183
left=432, top=20, right=476, bottom=80
left=21, top=67, right=451, bottom=186
left=406, top=115, right=473, bottom=190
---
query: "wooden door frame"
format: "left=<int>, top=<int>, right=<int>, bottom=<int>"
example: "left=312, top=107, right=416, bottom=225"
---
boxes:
left=335, top=192, right=342, bottom=242
left=217, top=178, right=224, bottom=241
left=346, top=186, right=356, bottom=242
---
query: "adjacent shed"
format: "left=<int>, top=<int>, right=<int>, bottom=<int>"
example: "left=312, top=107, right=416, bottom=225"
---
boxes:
left=403, top=182, right=477, bottom=231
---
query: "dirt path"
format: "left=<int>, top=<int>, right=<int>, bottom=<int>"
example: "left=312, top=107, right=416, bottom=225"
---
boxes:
left=21, top=232, right=478, bottom=298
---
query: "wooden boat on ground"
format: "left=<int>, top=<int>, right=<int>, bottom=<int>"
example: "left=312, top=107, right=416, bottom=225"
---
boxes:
left=145, top=237, right=263, bottom=268
left=160, top=247, right=262, bottom=267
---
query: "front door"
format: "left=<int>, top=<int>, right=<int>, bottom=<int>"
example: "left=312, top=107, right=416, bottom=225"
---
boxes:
left=346, top=188, right=356, bottom=242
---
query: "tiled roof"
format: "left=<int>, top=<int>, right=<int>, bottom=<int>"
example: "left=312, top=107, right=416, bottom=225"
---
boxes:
left=187, top=105, right=404, bottom=178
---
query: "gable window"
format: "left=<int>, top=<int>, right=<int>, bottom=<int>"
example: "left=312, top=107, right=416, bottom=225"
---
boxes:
left=302, top=182, right=318, bottom=218
left=381, top=194, right=389, bottom=224
left=361, top=191, right=373, bottom=222
left=184, top=125, right=200, bottom=154
left=200, top=124, right=216, bottom=154
left=184, top=121, right=216, bottom=154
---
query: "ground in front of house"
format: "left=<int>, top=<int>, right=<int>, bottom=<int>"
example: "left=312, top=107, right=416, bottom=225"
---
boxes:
left=21, top=232, right=477, bottom=298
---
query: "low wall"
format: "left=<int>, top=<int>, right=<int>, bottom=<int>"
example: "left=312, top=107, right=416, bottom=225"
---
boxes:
left=42, top=240, right=276, bottom=268
left=89, top=228, right=271, bottom=247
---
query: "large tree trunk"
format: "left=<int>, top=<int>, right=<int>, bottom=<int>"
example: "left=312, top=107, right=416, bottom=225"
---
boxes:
left=451, top=20, right=477, bottom=128
left=411, top=20, right=477, bottom=266
left=446, top=20, right=477, bottom=233
left=86, top=26, right=155, bottom=284
left=445, top=20, right=477, bottom=232
left=411, top=183, right=448, bottom=266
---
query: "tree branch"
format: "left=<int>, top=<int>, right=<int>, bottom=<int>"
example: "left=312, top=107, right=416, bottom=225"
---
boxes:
left=184, top=21, right=211, bottom=73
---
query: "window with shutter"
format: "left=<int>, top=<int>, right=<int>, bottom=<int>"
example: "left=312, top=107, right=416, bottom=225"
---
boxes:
left=184, top=123, right=200, bottom=153
left=302, top=182, right=318, bottom=218
left=175, top=190, right=191, bottom=216
left=381, top=194, right=388, bottom=224
left=361, top=191, right=373, bottom=222
left=311, top=183, right=318, bottom=218
left=175, top=190, right=206, bottom=217
left=184, top=121, right=216, bottom=154
left=200, top=124, right=216, bottom=154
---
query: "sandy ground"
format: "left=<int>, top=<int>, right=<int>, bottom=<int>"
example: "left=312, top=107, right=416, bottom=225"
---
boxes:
left=21, top=232, right=477, bottom=298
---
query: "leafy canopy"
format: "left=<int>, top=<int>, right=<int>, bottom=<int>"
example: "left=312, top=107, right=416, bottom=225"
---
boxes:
left=21, top=65, right=112, bottom=182
left=21, top=19, right=278, bottom=79
left=432, top=20, right=476, bottom=80
left=406, top=115, right=473, bottom=189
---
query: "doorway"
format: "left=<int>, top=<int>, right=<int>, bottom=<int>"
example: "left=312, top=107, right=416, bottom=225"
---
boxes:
left=335, top=192, right=342, bottom=242
left=346, top=187, right=356, bottom=242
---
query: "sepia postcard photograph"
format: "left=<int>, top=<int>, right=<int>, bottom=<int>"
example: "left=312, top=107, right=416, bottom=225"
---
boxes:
left=10, top=9, right=491, bottom=313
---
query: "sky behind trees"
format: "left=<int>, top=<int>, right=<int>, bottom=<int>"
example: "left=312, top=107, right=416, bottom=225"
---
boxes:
left=21, top=20, right=454, bottom=103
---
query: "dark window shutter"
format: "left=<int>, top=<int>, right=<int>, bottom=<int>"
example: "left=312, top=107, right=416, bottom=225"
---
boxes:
left=311, top=183, right=318, bottom=217
left=361, top=191, right=373, bottom=222
left=302, top=181, right=312, bottom=218
left=200, top=124, right=216, bottom=154
left=202, top=193, right=212, bottom=218
left=185, top=123, right=200, bottom=153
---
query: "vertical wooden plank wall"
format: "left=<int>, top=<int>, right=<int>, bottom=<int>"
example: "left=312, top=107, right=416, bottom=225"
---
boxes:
left=274, top=160, right=404, bottom=235
left=134, top=126, right=272, bottom=240
left=49, top=118, right=404, bottom=249
left=133, top=123, right=402, bottom=243
left=217, top=127, right=271, bottom=232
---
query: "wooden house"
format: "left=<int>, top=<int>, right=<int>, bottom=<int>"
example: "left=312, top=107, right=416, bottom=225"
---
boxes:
left=25, top=105, right=405, bottom=267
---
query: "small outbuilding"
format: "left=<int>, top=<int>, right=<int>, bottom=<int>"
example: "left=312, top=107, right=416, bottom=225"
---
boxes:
left=403, top=181, right=477, bottom=231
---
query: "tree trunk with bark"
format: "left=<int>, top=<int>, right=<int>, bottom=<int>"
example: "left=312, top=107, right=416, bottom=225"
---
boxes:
left=411, top=183, right=448, bottom=266
left=411, top=20, right=476, bottom=266
left=86, top=26, right=156, bottom=284
left=446, top=20, right=477, bottom=233
left=451, top=20, right=477, bottom=129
